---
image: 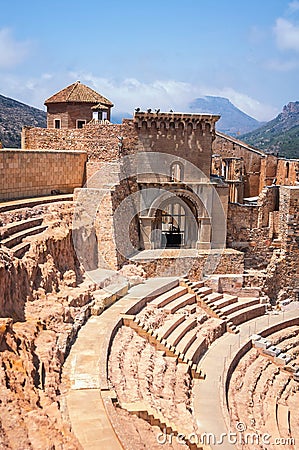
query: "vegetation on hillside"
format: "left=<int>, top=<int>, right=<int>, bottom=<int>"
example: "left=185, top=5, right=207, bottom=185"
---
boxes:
left=0, top=95, right=46, bottom=148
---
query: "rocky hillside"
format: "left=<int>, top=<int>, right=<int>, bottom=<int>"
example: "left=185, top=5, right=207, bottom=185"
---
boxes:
left=0, top=94, right=46, bottom=148
left=188, top=96, right=263, bottom=136
left=241, top=101, right=299, bottom=159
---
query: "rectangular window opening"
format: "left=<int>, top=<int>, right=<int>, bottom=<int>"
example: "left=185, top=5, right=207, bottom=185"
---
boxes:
left=77, top=120, right=86, bottom=129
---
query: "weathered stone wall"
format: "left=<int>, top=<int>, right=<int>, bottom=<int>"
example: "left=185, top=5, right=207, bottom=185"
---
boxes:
left=263, top=186, right=299, bottom=302
left=276, top=159, right=299, bottom=186
left=213, top=132, right=299, bottom=199
left=259, top=155, right=278, bottom=191
left=257, top=186, right=279, bottom=228
left=74, top=179, right=140, bottom=271
left=133, top=113, right=218, bottom=178
left=132, top=249, right=244, bottom=280
left=23, top=115, right=218, bottom=179
left=226, top=188, right=279, bottom=269
left=279, top=187, right=299, bottom=298
left=213, top=132, right=266, bottom=197
left=0, top=149, right=87, bottom=201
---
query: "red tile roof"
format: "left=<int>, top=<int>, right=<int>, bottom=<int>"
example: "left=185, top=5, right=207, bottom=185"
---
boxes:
left=44, top=81, right=113, bottom=106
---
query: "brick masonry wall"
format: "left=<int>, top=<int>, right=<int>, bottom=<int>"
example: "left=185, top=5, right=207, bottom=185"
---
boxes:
left=134, top=121, right=213, bottom=177
left=46, top=103, right=111, bottom=128
left=22, top=122, right=123, bottom=158
left=0, top=150, right=87, bottom=200
left=22, top=117, right=215, bottom=178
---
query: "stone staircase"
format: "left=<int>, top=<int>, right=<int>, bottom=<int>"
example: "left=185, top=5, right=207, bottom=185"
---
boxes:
left=122, top=279, right=230, bottom=379
left=122, top=314, right=206, bottom=379
left=120, top=398, right=209, bottom=450
left=109, top=323, right=208, bottom=449
left=0, top=217, right=48, bottom=258
left=181, top=277, right=267, bottom=333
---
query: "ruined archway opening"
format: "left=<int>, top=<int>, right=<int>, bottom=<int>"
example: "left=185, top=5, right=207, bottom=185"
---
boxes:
left=153, top=196, right=199, bottom=249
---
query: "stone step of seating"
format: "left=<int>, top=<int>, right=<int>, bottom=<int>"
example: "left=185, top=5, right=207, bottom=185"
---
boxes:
left=183, top=335, right=207, bottom=365
left=195, top=286, right=212, bottom=298
left=191, top=363, right=206, bottom=380
left=220, top=297, right=260, bottom=316
left=163, top=292, right=196, bottom=314
left=174, top=328, right=198, bottom=357
left=12, top=242, right=30, bottom=259
left=1, top=224, right=47, bottom=249
left=120, top=400, right=204, bottom=450
left=276, top=403, right=291, bottom=438
left=261, top=385, right=282, bottom=441
left=226, top=320, right=240, bottom=334
left=0, top=194, right=73, bottom=213
left=164, top=318, right=197, bottom=348
left=212, top=293, right=238, bottom=309
left=150, top=286, right=188, bottom=308
left=154, top=315, right=186, bottom=341
left=204, top=292, right=223, bottom=305
left=184, top=279, right=205, bottom=290
left=121, top=401, right=179, bottom=433
left=227, top=304, right=266, bottom=326
left=0, top=217, right=43, bottom=240
left=192, top=281, right=205, bottom=289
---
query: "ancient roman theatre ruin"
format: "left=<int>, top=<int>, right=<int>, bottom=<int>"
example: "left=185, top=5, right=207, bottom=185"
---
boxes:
left=0, top=81, right=298, bottom=449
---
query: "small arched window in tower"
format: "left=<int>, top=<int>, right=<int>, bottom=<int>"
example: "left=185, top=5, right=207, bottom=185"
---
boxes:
left=170, top=162, right=183, bottom=182
left=286, top=162, right=290, bottom=179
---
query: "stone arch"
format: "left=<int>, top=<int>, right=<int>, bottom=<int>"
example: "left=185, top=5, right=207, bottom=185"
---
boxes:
left=187, top=122, right=193, bottom=133
left=170, top=161, right=184, bottom=182
left=146, top=188, right=209, bottom=249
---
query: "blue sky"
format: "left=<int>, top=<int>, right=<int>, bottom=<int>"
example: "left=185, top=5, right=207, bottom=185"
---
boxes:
left=0, top=0, right=299, bottom=121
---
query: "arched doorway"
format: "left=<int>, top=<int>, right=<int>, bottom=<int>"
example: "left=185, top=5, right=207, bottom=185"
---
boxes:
left=153, top=195, right=199, bottom=248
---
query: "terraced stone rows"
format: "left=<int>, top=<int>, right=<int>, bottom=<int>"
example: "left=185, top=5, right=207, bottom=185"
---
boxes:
left=108, top=325, right=197, bottom=437
left=135, top=286, right=225, bottom=371
left=0, top=197, right=73, bottom=258
left=109, top=278, right=269, bottom=449
left=0, top=215, right=48, bottom=258
left=228, top=327, right=299, bottom=449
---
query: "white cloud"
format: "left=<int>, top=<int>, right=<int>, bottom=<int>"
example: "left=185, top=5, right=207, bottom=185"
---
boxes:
left=0, top=28, right=31, bottom=68
left=0, top=70, right=277, bottom=122
left=71, top=73, right=277, bottom=121
left=264, top=58, right=299, bottom=71
left=71, top=73, right=195, bottom=113
left=287, top=1, right=299, bottom=14
left=202, top=86, right=278, bottom=122
left=274, top=18, right=299, bottom=51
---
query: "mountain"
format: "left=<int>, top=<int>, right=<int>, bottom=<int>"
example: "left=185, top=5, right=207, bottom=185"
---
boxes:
left=0, top=94, right=46, bottom=148
left=111, top=111, right=133, bottom=124
left=241, top=101, right=299, bottom=159
left=188, top=96, right=263, bottom=136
